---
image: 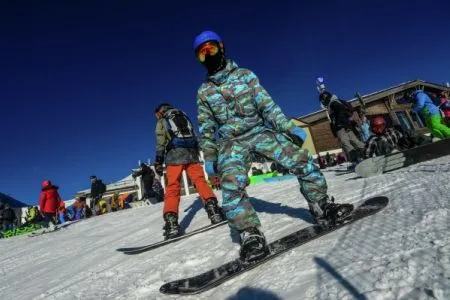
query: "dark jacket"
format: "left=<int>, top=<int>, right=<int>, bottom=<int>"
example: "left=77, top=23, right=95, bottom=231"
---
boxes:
left=155, top=108, right=200, bottom=165
left=133, top=165, right=155, bottom=188
left=1, top=207, right=17, bottom=225
left=327, top=96, right=356, bottom=136
left=91, top=180, right=106, bottom=199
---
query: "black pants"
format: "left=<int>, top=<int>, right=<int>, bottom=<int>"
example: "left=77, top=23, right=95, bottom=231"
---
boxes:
left=42, top=212, right=57, bottom=225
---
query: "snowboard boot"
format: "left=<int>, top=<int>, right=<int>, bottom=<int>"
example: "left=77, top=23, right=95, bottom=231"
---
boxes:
left=204, top=198, right=225, bottom=224
left=163, top=212, right=181, bottom=240
left=239, top=226, right=269, bottom=262
left=308, top=197, right=354, bottom=226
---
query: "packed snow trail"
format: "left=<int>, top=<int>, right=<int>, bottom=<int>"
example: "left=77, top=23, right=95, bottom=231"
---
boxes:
left=0, top=156, right=449, bottom=299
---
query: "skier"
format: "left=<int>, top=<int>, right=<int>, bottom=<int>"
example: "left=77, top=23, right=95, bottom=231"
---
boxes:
left=132, top=163, right=161, bottom=202
left=319, top=90, right=365, bottom=166
left=154, top=103, right=224, bottom=239
left=89, top=175, right=106, bottom=212
left=39, top=180, right=64, bottom=230
left=364, top=116, right=412, bottom=158
left=193, top=30, right=353, bottom=262
left=403, top=89, right=450, bottom=139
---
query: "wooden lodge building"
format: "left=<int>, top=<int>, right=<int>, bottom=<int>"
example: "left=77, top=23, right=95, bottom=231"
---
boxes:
left=293, top=79, right=450, bottom=155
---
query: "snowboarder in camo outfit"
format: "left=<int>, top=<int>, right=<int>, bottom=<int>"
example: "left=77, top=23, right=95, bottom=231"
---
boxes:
left=193, top=30, right=353, bottom=262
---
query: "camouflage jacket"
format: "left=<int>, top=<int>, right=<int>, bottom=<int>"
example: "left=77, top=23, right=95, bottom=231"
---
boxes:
left=196, top=60, right=295, bottom=161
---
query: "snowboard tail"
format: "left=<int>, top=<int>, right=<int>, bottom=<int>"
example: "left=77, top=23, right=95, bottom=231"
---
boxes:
left=160, top=196, right=389, bottom=295
left=355, top=138, right=450, bottom=178
left=117, top=220, right=228, bottom=254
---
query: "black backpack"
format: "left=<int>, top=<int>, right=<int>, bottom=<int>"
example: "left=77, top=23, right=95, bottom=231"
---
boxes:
left=165, top=109, right=198, bottom=148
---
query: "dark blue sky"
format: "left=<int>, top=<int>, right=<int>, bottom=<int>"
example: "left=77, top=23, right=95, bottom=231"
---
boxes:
left=1, top=1, right=449, bottom=205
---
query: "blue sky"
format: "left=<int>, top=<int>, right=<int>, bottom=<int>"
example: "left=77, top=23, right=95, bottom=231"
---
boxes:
left=1, top=1, right=449, bottom=205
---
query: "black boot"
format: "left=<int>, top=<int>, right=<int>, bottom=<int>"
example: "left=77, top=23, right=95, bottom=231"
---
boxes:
left=239, top=227, right=268, bottom=262
left=163, top=212, right=181, bottom=240
left=204, top=198, right=225, bottom=224
left=308, top=197, right=354, bottom=226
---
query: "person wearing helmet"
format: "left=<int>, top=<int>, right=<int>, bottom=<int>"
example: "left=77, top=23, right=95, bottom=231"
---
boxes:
left=154, top=103, right=224, bottom=239
left=39, top=180, right=64, bottom=230
left=193, top=30, right=353, bottom=262
left=363, top=116, right=412, bottom=158
left=402, top=89, right=450, bottom=139
left=319, top=90, right=365, bottom=164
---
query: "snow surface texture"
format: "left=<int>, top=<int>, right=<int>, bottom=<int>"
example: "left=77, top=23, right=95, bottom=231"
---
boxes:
left=1, top=157, right=449, bottom=300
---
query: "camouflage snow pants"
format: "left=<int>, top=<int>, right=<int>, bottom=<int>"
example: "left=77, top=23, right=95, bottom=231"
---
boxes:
left=218, top=130, right=328, bottom=231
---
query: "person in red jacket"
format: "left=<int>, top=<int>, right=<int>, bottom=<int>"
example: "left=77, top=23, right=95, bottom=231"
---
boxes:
left=39, top=180, right=64, bottom=230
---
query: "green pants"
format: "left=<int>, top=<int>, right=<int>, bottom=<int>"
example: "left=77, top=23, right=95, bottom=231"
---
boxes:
left=426, top=114, right=450, bottom=139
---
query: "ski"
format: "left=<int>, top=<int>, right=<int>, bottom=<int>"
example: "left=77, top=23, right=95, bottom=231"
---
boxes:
left=117, top=219, right=228, bottom=254
left=355, top=138, right=450, bottom=178
left=159, top=196, right=389, bottom=295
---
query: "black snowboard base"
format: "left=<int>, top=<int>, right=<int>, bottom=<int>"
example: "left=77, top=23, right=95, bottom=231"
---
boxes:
left=160, top=196, right=389, bottom=295
left=117, top=220, right=228, bottom=254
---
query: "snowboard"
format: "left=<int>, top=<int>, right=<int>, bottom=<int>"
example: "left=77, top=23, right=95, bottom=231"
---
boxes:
left=117, top=220, right=228, bottom=255
left=28, top=219, right=82, bottom=237
left=160, top=196, right=389, bottom=295
left=355, top=138, right=450, bottom=178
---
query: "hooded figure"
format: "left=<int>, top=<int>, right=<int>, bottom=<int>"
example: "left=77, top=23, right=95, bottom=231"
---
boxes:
left=39, top=180, right=64, bottom=229
left=319, top=91, right=365, bottom=163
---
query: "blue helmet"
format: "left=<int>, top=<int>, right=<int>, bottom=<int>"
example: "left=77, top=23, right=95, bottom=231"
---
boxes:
left=193, top=30, right=222, bottom=51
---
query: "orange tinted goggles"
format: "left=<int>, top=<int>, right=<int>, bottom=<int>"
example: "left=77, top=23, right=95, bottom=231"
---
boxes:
left=196, top=42, right=220, bottom=62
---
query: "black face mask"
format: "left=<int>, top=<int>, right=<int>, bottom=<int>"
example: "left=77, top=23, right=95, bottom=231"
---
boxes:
left=202, top=51, right=227, bottom=75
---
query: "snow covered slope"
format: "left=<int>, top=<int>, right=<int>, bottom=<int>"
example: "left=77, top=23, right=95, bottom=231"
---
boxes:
left=1, top=156, right=449, bottom=300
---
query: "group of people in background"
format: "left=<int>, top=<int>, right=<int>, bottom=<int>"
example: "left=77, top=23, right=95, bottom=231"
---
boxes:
left=319, top=88, right=450, bottom=170
left=0, top=168, right=165, bottom=238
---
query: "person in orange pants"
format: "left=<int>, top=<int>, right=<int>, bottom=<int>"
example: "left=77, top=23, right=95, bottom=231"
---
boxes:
left=154, top=103, right=224, bottom=239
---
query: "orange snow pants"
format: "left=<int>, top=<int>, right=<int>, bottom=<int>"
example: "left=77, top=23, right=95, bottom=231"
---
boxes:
left=163, top=163, right=216, bottom=215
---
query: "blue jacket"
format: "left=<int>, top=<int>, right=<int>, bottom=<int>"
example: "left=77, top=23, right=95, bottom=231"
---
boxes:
left=412, top=91, right=440, bottom=118
left=360, top=120, right=372, bottom=142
